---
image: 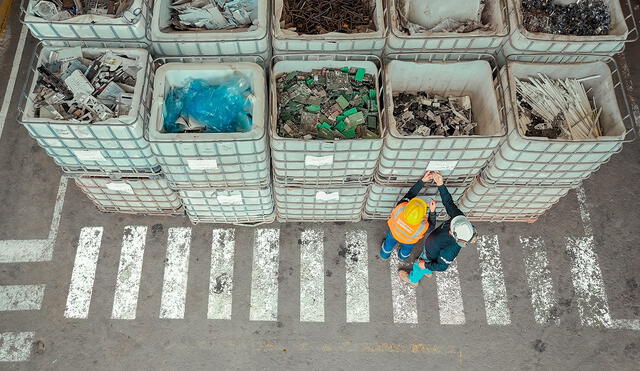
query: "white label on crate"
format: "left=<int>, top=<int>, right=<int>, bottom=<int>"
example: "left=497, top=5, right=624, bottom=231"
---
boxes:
left=74, top=150, right=105, bottom=161
left=315, top=191, right=340, bottom=202
left=187, top=159, right=218, bottom=170
left=106, top=182, right=134, bottom=194
left=53, top=127, right=73, bottom=138
left=217, top=194, right=243, bottom=205
left=305, top=155, right=334, bottom=167
left=73, top=126, right=93, bottom=138
left=426, top=160, right=459, bottom=171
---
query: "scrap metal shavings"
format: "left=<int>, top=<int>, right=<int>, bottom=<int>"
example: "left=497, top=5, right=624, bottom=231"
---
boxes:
left=30, top=0, right=135, bottom=21
left=276, top=68, right=380, bottom=140
left=167, top=0, right=257, bottom=31
left=515, top=74, right=603, bottom=140
left=32, top=46, right=138, bottom=123
left=522, top=0, right=610, bottom=36
left=393, top=92, right=477, bottom=136
left=396, top=0, right=491, bottom=34
left=282, top=0, right=376, bottom=35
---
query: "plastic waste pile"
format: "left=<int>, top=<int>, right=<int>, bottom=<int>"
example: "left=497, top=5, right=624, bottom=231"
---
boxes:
left=163, top=77, right=253, bottom=133
left=396, top=0, right=491, bottom=34
left=29, top=0, right=139, bottom=23
left=32, top=46, right=138, bottom=123
left=276, top=67, right=380, bottom=140
left=167, top=0, right=258, bottom=31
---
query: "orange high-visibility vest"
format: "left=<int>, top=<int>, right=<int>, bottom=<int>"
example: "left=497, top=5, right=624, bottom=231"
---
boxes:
left=387, top=202, right=429, bottom=244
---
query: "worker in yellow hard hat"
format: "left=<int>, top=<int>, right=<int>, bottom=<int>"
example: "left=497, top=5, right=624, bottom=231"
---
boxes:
left=380, top=170, right=437, bottom=261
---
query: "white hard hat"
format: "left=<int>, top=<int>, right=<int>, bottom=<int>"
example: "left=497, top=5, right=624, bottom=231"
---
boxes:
left=450, top=215, right=475, bottom=242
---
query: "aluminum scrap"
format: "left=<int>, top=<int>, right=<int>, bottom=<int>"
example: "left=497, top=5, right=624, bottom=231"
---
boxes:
left=31, top=47, right=138, bottom=123
left=521, top=0, right=611, bottom=36
left=393, top=92, right=477, bottom=136
left=168, top=0, right=257, bottom=31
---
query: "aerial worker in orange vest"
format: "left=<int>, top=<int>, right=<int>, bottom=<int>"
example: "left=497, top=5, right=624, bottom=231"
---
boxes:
left=379, top=170, right=437, bottom=261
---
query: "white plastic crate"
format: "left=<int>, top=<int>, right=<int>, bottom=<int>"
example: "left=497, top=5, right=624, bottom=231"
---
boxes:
left=482, top=58, right=630, bottom=186
left=385, top=0, right=509, bottom=53
left=362, top=181, right=469, bottom=220
left=150, top=0, right=269, bottom=57
left=378, top=58, right=505, bottom=185
left=271, top=0, right=385, bottom=54
left=274, top=182, right=367, bottom=222
left=458, top=176, right=571, bottom=223
left=148, top=61, right=270, bottom=189
left=505, top=0, right=636, bottom=55
left=270, top=58, right=383, bottom=185
left=179, top=186, right=275, bottom=225
left=19, top=45, right=159, bottom=176
left=22, top=0, right=148, bottom=43
left=75, top=175, right=183, bottom=216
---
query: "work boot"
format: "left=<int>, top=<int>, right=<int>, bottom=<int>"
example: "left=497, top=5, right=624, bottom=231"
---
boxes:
left=399, top=270, right=418, bottom=287
left=379, top=239, right=396, bottom=260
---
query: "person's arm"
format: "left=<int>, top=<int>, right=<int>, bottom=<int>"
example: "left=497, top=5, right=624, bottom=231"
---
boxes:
left=426, top=199, right=437, bottom=235
left=432, top=172, right=464, bottom=218
left=396, top=171, right=432, bottom=205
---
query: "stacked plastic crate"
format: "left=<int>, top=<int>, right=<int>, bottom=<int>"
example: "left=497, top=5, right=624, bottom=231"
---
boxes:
left=461, top=54, right=635, bottom=222
left=363, top=53, right=507, bottom=221
left=19, top=43, right=183, bottom=216
left=147, top=58, right=274, bottom=224
left=270, top=56, right=383, bottom=222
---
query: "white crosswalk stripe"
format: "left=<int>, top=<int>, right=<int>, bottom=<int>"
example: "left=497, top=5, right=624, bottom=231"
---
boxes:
left=521, top=237, right=559, bottom=325
left=345, top=230, right=370, bottom=323
left=0, top=332, right=33, bottom=362
left=64, top=227, right=103, bottom=319
left=160, top=228, right=192, bottom=319
left=208, top=229, right=236, bottom=320
left=0, top=285, right=45, bottom=312
left=436, top=261, right=465, bottom=325
left=299, top=229, right=325, bottom=322
left=389, top=253, right=417, bottom=324
left=250, top=228, right=280, bottom=321
left=112, top=226, right=147, bottom=320
left=477, top=235, right=511, bottom=326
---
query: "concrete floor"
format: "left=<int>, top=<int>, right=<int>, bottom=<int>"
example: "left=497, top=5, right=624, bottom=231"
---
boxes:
left=0, top=1, right=639, bottom=369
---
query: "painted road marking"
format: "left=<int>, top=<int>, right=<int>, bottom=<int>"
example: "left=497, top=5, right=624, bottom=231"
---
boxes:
left=435, top=261, right=465, bottom=325
left=250, top=228, right=280, bottom=321
left=300, top=229, right=325, bottom=322
left=389, top=253, right=417, bottom=324
left=208, top=229, right=236, bottom=320
left=0, top=176, right=67, bottom=263
left=111, top=226, right=147, bottom=320
left=521, top=237, right=559, bottom=325
left=477, top=235, right=511, bottom=326
left=0, top=25, right=28, bottom=139
left=576, top=186, right=593, bottom=236
left=159, top=228, right=192, bottom=319
left=0, top=285, right=45, bottom=311
left=64, top=227, right=103, bottom=319
left=0, top=332, right=33, bottom=362
left=345, top=230, right=370, bottom=323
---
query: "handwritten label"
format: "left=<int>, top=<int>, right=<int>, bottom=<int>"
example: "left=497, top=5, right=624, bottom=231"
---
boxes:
left=53, top=127, right=73, bottom=138
left=305, top=155, right=334, bottom=167
left=217, top=194, right=243, bottom=205
left=426, top=160, right=458, bottom=171
left=315, top=191, right=340, bottom=202
left=187, top=159, right=218, bottom=170
left=106, top=182, right=134, bottom=194
left=73, top=126, right=93, bottom=138
left=74, top=150, right=105, bottom=161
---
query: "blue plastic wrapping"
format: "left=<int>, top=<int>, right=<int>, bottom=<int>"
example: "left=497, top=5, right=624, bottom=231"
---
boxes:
left=163, top=75, right=253, bottom=133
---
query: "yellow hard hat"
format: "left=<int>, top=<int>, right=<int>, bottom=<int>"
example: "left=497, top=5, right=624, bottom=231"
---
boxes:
left=403, top=198, right=427, bottom=225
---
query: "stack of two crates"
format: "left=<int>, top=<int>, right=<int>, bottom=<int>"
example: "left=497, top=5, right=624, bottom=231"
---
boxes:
left=363, top=54, right=507, bottom=221
left=19, top=44, right=184, bottom=216
left=146, top=58, right=274, bottom=225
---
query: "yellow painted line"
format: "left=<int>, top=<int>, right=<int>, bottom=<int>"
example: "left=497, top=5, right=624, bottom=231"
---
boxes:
left=0, top=0, right=12, bottom=36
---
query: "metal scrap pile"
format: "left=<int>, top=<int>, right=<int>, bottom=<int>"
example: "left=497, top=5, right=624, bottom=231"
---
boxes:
left=396, top=0, right=491, bottom=34
left=393, top=92, right=477, bottom=136
left=30, top=0, right=136, bottom=22
left=167, top=0, right=257, bottom=31
left=515, top=75, right=603, bottom=140
left=521, top=0, right=610, bottom=35
left=32, top=47, right=138, bottom=123
left=276, top=68, right=380, bottom=140
left=281, top=0, right=376, bottom=35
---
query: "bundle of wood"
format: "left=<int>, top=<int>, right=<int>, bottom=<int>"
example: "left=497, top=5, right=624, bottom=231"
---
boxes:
left=515, top=74, right=602, bottom=140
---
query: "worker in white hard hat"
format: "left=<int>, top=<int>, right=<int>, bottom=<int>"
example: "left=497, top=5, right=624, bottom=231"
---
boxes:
left=399, top=171, right=477, bottom=286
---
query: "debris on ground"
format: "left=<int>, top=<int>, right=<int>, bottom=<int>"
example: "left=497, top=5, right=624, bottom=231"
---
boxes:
left=167, top=0, right=258, bottom=31
left=393, top=92, right=477, bottom=136
left=396, top=0, right=491, bottom=34
left=515, top=74, right=602, bottom=140
left=521, top=0, right=610, bottom=36
left=29, top=0, right=138, bottom=22
left=34, top=340, right=46, bottom=354
left=163, top=77, right=253, bottom=133
left=31, top=46, right=139, bottom=123
left=281, top=0, right=377, bottom=35
left=276, top=67, right=379, bottom=140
